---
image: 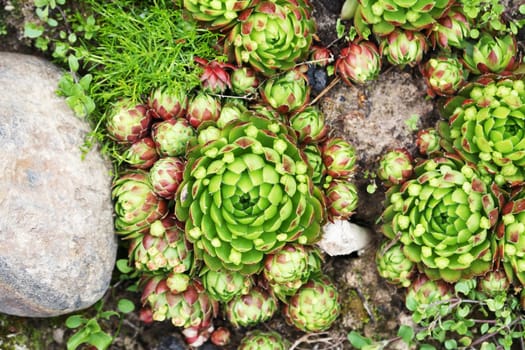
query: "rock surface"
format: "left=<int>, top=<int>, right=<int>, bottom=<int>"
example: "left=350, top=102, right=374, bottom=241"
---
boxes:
left=0, top=52, right=116, bottom=317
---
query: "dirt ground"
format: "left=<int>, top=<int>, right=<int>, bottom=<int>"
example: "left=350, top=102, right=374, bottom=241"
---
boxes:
left=2, top=0, right=523, bottom=349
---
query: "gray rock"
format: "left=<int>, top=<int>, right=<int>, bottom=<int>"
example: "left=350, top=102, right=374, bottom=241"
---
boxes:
left=0, top=52, right=116, bottom=317
left=321, top=69, right=435, bottom=224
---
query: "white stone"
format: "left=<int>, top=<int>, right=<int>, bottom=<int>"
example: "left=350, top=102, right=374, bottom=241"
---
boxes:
left=317, top=220, right=373, bottom=256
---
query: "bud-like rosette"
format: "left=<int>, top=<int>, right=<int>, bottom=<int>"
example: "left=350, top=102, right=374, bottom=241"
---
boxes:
left=195, top=57, right=235, bottom=93
left=405, top=275, right=453, bottom=314
left=238, top=331, right=290, bottom=350
left=112, top=171, right=168, bottom=238
left=497, top=187, right=525, bottom=286
left=106, top=99, right=151, bottom=144
left=225, top=287, right=277, bottom=328
left=175, top=113, right=326, bottom=275
left=129, top=217, right=193, bottom=273
left=431, top=8, right=470, bottom=51
left=310, top=45, right=332, bottom=67
left=376, top=240, right=415, bottom=287
left=322, top=137, right=357, bottom=178
left=148, top=88, right=188, bottom=120
left=201, top=268, right=252, bottom=303
left=416, top=128, right=441, bottom=156
left=381, top=155, right=502, bottom=282
left=263, top=243, right=311, bottom=300
left=217, top=99, right=248, bottom=128
left=303, top=144, right=326, bottom=186
left=377, top=148, right=414, bottom=186
left=152, top=118, right=196, bottom=157
left=335, top=41, right=381, bottom=86
left=421, top=57, right=467, bottom=97
left=284, top=275, right=340, bottom=332
left=148, top=157, right=186, bottom=199
left=462, top=33, right=518, bottom=75
left=183, top=0, right=252, bottom=30
left=325, top=179, right=358, bottom=221
left=260, top=69, right=310, bottom=114
left=210, top=327, right=231, bottom=347
left=225, top=0, right=316, bottom=76
left=187, top=91, right=222, bottom=129
left=478, top=270, right=510, bottom=296
left=141, top=278, right=218, bottom=331
left=354, top=0, right=454, bottom=36
left=122, top=137, right=159, bottom=170
left=380, top=30, right=428, bottom=67
left=438, top=77, right=525, bottom=186
left=289, top=106, right=328, bottom=144
left=231, top=67, right=260, bottom=96
left=195, top=126, right=220, bottom=148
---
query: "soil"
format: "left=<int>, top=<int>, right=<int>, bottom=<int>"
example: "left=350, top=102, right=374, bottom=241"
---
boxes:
left=1, top=1, right=524, bottom=350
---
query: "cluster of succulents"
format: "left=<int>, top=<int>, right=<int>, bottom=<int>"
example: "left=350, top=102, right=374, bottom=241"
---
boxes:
left=106, top=0, right=364, bottom=346
left=331, top=0, right=522, bottom=102
left=376, top=70, right=525, bottom=344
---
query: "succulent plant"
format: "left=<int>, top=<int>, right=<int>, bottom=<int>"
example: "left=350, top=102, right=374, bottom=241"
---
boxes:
left=377, top=148, right=414, bottom=186
left=175, top=113, right=325, bottom=275
left=310, top=45, right=332, bottom=67
left=462, top=33, right=518, bottom=75
left=238, top=330, right=290, bottom=350
left=324, top=179, right=359, bottom=221
left=112, top=171, right=168, bottom=237
left=129, top=217, right=192, bottom=273
left=106, top=99, right=151, bottom=144
left=225, top=0, right=316, bottom=76
left=497, top=187, right=525, bottom=286
left=478, top=270, right=510, bottom=296
left=420, top=56, right=467, bottom=97
left=187, top=91, right=222, bottom=128
left=225, top=287, right=277, bottom=327
left=321, top=137, right=357, bottom=178
left=148, top=87, right=188, bottom=120
left=353, top=0, right=454, bottom=36
left=284, top=275, right=340, bottom=332
left=151, top=118, right=196, bottom=157
left=217, top=99, right=248, bottom=128
left=416, top=128, right=440, bottom=156
left=260, top=69, right=310, bottom=114
left=303, top=144, right=326, bottom=186
left=376, top=240, right=415, bottom=287
left=430, top=7, right=470, bottom=51
left=405, top=275, right=453, bottom=313
left=288, top=106, right=328, bottom=144
left=263, top=243, right=310, bottom=300
left=122, top=137, right=159, bottom=170
left=182, top=0, right=252, bottom=30
left=231, top=67, right=260, bottom=96
left=380, top=29, right=428, bottom=67
left=141, top=278, right=218, bottom=343
left=197, top=124, right=222, bottom=146
left=335, top=40, right=381, bottom=86
left=210, top=327, right=231, bottom=347
left=201, top=268, right=252, bottom=302
left=195, top=57, right=235, bottom=93
left=438, top=77, right=525, bottom=186
left=381, top=154, right=502, bottom=282
left=148, top=157, right=186, bottom=199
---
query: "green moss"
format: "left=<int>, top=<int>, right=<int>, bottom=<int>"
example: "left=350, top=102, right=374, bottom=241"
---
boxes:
left=341, top=289, right=370, bottom=327
left=0, top=314, right=58, bottom=350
